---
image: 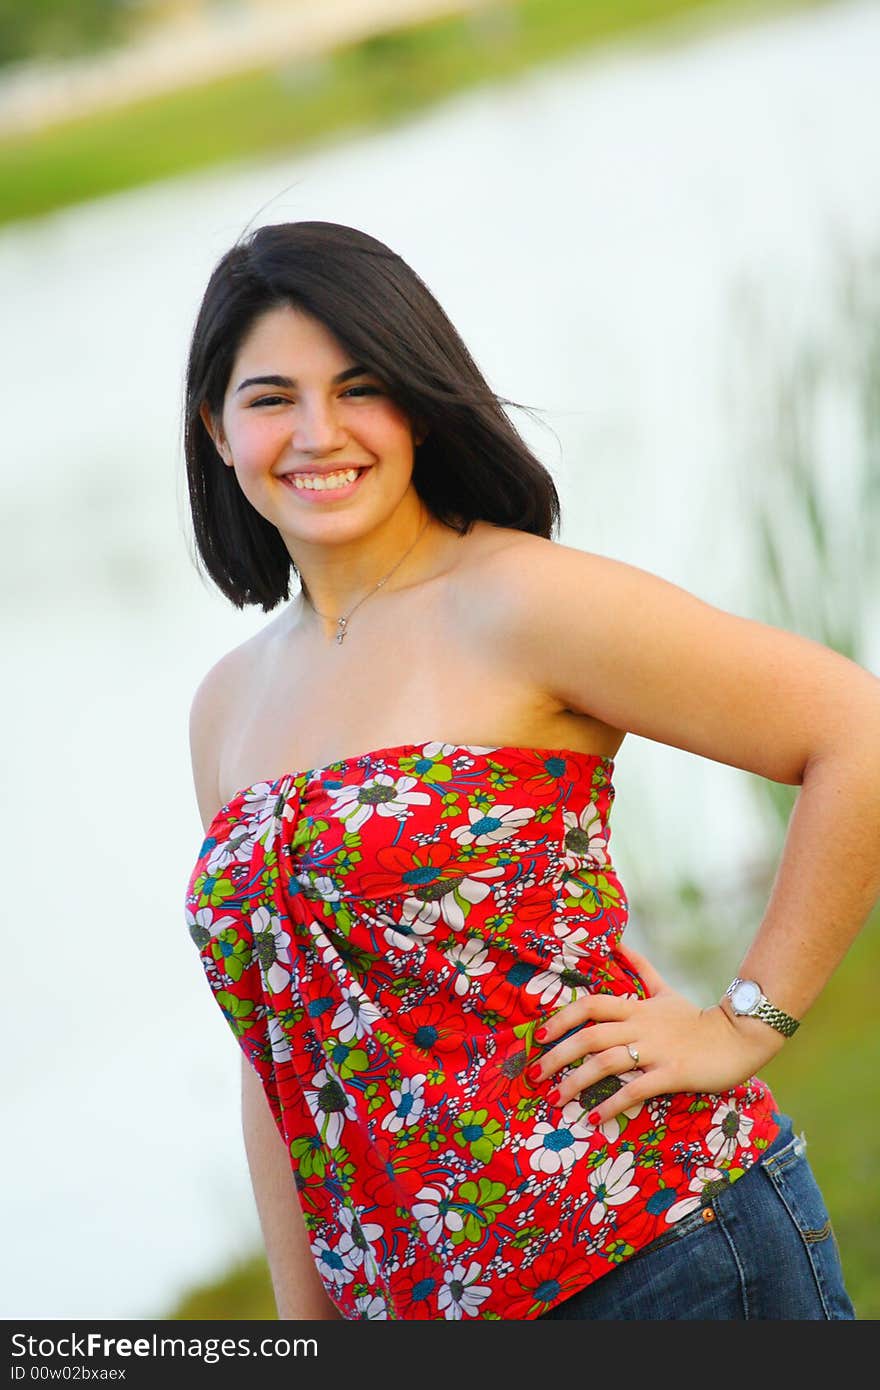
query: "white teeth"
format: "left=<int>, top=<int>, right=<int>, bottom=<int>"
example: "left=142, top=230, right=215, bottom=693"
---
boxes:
left=287, top=467, right=360, bottom=491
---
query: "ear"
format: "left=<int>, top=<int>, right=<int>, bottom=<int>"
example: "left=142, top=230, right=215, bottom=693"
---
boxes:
left=199, top=401, right=230, bottom=464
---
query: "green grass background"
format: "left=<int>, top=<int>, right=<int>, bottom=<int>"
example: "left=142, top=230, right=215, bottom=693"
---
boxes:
left=0, top=0, right=835, bottom=226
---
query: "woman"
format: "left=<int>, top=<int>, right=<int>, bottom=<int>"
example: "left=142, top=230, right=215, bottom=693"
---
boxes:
left=183, top=220, right=873, bottom=1320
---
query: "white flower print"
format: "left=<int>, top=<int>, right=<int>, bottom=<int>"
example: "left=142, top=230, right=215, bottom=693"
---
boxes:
left=450, top=803, right=535, bottom=847
left=380, top=911, right=440, bottom=952
left=294, top=872, right=343, bottom=903
left=186, top=906, right=236, bottom=950
left=311, top=1235, right=356, bottom=1291
left=524, top=946, right=592, bottom=1007
left=524, top=1116, right=593, bottom=1176
left=337, top=1206, right=384, bottom=1282
left=247, top=776, right=296, bottom=853
left=444, top=937, right=493, bottom=996
left=332, top=990, right=383, bottom=1042
left=381, top=1074, right=427, bottom=1133
left=413, top=1183, right=465, bottom=1245
left=438, top=1260, right=493, bottom=1320
left=205, top=821, right=259, bottom=874
left=250, top=904, right=294, bottom=995
left=706, top=1101, right=753, bottom=1164
left=549, top=920, right=597, bottom=950
left=399, top=866, right=505, bottom=933
left=420, top=741, right=465, bottom=761
left=664, top=1165, right=727, bottom=1224
left=352, top=1293, right=389, bottom=1320
left=266, top=1014, right=292, bottom=1064
left=588, top=1152, right=640, bottom=1224
left=328, top=774, right=431, bottom=833
left=303, top=1066, right=357, bottom=1148
left=559, top=801, right=609, bottom=872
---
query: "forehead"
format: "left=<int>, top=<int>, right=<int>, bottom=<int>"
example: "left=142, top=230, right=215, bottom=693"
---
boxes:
left=232, top=304, right=350, bottom=373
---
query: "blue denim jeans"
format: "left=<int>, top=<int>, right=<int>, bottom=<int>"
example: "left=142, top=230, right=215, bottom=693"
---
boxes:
left=539, top=1112, right=856, bottom=1319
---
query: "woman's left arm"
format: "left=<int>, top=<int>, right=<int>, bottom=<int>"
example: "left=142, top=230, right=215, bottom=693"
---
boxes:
left=483, top=539, right=880, bottom=1122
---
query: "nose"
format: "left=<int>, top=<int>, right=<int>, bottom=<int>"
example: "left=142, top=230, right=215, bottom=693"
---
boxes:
left=289, top=396, right=349, bottom=456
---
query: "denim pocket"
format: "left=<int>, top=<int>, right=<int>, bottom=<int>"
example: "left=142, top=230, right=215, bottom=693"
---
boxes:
left=624, top=1198, right=714, bottom=1262
left=759, top=1131, right=855, bottom=1319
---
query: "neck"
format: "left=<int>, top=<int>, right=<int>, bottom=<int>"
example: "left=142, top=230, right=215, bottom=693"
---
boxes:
left=288, top=498, right=443, bottom=636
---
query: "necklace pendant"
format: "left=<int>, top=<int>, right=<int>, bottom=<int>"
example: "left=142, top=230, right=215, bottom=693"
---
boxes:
left=335, top=616, right=347, bottom=645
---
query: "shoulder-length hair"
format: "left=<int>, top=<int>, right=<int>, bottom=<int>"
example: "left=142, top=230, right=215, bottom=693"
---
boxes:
left=184, top=220, right=561, bottom=611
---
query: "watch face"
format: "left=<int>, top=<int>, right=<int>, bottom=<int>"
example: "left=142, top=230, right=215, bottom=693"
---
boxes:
left=731, top=980, right=762, bottom=1014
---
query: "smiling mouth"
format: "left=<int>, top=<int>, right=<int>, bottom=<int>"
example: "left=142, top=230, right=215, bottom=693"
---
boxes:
left=280, top=466, right=369, bottom=496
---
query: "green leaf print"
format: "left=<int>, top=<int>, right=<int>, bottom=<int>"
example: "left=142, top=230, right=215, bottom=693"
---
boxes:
left=604, top=1239, right=635, bottom=1264
left=215, top=991, right=255, bottom=1036
left=210, top=928, right=252, bottom=982
left=197, top=873, right=236, bottom=909
left=452, top=1177, right=508, bottom=1243
left=453, top=1109, right=504, bottom=1164
left=511, top=1224, right=545, bottom=1250
left=322, top=1036, right=369, bottom=1080
left=420, top=1123, right=447, bottom=1150
left=290, top=1135, right=327, bottom=1180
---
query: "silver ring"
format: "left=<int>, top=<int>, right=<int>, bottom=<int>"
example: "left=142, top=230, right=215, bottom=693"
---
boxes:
left=626, top=1043, right=640, bottom=1066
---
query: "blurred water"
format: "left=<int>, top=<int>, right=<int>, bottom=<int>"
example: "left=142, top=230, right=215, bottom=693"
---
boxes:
left=3, top=0, right=879, bottom=1319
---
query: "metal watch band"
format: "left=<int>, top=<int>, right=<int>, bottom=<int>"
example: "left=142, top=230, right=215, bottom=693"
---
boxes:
left=725, top=978, right=801, bottom=1038
left=753, top=1000, right=801, bottom=1037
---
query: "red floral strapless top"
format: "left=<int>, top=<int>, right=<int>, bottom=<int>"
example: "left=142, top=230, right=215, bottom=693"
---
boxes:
left=184, top=741, right=780, bottom=1320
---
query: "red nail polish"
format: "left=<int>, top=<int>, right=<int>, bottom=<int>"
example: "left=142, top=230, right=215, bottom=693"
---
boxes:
left=547, top=1088, right=561, bottom=1106
left=588, top=1110, right=601, bottom=1125
left=535, top=1027, right=547, bottom=1041
left=526, top=1063, right=542, bottom=1082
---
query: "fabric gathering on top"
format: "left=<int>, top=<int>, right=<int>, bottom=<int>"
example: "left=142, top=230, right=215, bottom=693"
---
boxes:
left=184, top=740, right=781, bottom=1320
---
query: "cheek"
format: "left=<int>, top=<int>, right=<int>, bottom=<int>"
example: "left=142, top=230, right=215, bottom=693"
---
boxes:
left=227, top=417, right=286, bottom=475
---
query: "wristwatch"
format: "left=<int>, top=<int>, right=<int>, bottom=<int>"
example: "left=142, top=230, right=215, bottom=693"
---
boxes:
left=723, top=977, right=800, bottom=1038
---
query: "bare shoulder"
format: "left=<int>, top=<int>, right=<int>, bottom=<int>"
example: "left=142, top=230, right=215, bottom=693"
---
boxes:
left=456, top=529, right=614, bottom=628
left=188, top=629, right=264, bottom=833
left=468, top=532, right=880, bottom=785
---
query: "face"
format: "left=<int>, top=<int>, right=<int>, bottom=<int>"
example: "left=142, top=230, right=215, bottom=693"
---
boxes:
left=202, top=303, right=426, bottom=547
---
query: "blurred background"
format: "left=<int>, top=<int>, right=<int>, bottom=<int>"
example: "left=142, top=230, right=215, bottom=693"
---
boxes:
left=2, top=0, right=878, bottom=1321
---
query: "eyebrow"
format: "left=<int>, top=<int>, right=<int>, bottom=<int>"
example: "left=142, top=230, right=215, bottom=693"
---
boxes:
left=234, top=365, right=371, bottom=393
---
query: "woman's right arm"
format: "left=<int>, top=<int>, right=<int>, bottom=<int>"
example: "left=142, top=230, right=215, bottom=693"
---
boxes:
left=190, top=656, right=343, bottom=1321
left=240, top=1057, right=344, bottom=1320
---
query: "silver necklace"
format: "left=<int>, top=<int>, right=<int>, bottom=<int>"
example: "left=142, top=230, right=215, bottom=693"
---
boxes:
left=302, top=515, right=431, bottom=645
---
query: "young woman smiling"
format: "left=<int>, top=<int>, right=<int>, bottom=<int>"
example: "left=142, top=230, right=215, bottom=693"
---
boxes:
left=183, top=220, right=875, bottom=1320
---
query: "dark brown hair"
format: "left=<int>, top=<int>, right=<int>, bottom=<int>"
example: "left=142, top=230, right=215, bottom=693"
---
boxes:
left=183, top=221, right=561, bottom=611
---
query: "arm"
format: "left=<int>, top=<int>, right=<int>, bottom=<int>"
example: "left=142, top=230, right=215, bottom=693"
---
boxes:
left=241, top=1057, right=343, bottom=1321
left=481, top=540, right=880, bottom=1117
left=189, top=658, right=342, bottom=1320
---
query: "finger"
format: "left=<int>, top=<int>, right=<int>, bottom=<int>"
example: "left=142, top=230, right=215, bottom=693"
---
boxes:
left=537, top=1022, right=635, bottom=1088
left=537, top=1023, right=634, bottom=1082
left=547, top=1046, right=643, bottom=1106
left=534, top=993, right=633, bottom=1047
left=616, top=938, right=667, bottom=996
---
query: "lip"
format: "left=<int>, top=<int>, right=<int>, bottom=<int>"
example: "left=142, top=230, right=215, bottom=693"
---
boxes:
left=279, top=467, right=369, bottom=502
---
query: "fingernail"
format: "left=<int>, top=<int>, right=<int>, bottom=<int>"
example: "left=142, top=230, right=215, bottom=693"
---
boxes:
left=588, top=1110, right=601, bottom=1124
left=547, top=1087, right=561, bottom=1106
left=535, top=1027, right=547, bottom=1041
left=526, top=1063, right=542, bottom=1082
